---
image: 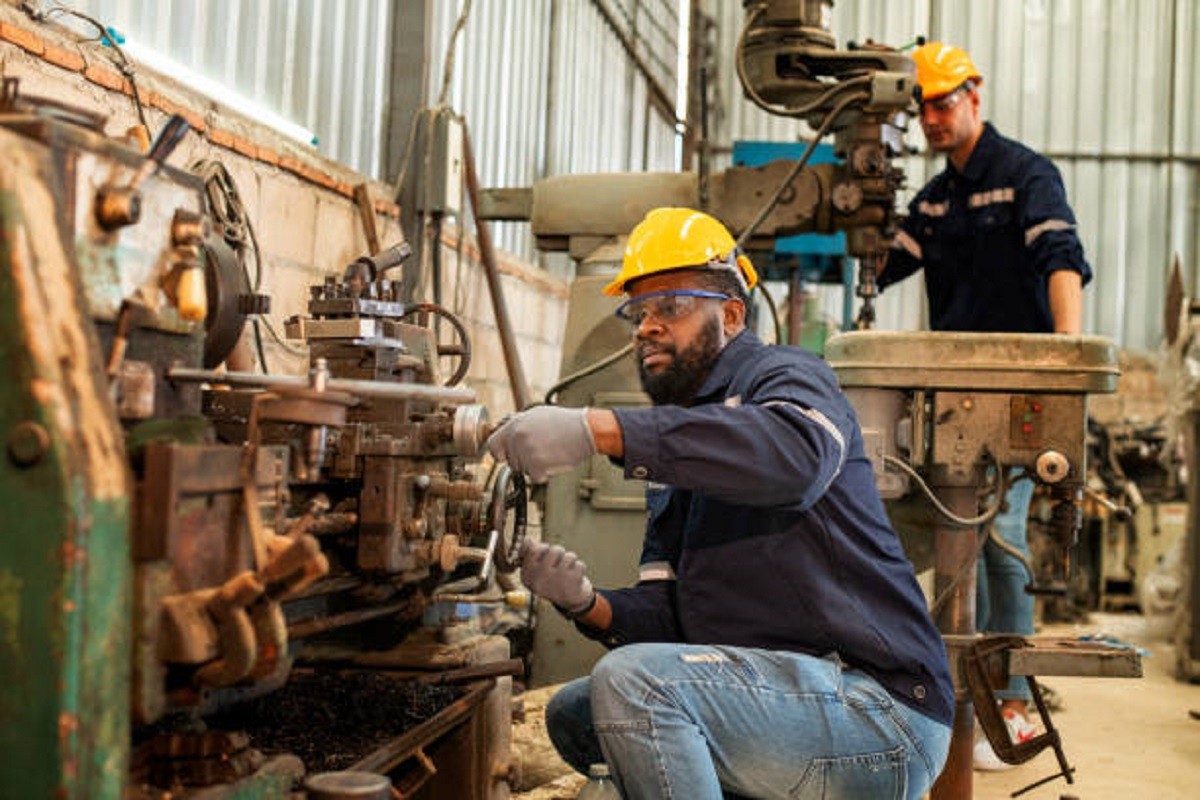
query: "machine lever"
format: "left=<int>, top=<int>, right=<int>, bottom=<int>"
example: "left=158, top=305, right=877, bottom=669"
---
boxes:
left=96, top=114, right=192, bottom=229
left=1083, top=486, right=1133, bottom=522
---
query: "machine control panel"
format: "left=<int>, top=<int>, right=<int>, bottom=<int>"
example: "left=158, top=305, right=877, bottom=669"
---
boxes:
left=930, top=391, right=1087, bottom=479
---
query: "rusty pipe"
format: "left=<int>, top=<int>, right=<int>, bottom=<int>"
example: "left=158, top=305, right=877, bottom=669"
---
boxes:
left=930, top=484, right=981, bottom=800
left=463, top=121, right=533, bottom=410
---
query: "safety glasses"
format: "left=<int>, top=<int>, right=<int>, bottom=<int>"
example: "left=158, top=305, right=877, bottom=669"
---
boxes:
left=919, top=82, right=973, bottom=114
left=614, top=289, right=730, bottom=327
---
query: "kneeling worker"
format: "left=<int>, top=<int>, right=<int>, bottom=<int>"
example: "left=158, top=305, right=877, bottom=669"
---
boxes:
left=488, top=208, right=953, bottom=799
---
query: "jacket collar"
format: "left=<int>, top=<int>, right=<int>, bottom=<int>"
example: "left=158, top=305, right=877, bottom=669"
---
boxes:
left=691, top=328, right=762, bottom=404
left=951, top=121, right=998, bottom=182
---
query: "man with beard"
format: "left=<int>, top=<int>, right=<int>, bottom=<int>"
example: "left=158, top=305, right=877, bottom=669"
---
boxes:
left=487, top=208, right=953, bottom=799
left=878, top=43, right=1093, bottom=770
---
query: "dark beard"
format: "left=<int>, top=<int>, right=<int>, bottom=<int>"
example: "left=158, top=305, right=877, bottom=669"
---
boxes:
left=637, top=314, right=722, bottom=406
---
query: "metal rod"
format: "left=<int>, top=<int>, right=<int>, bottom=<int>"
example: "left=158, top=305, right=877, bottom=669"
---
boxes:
left=167, top=366, right=477, bottom=405
left=462, top=121, right=533, bottom=410
left=286, top=599, right=414, bottom=639
left=930, top=484, right=981, bottom=800
left=413, top=658, right=525, bottom=685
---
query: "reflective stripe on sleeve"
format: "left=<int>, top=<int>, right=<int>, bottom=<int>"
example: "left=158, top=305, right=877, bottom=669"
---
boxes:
left=762, top=400, right=847, bottom=487
left=639, top=561, right=676, bottom=581
left=894, top=230, right=923, bottom=260
left=1025, top=219, right=1075, bottom=246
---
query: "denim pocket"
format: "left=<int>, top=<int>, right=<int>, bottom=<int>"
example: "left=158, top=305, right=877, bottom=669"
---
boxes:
left=788, top=745, right=908, bottom=799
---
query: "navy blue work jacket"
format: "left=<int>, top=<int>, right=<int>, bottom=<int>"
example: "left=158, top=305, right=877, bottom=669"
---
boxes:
left=879, top=122, right=1093, bottom=332
left=586, top=330, right=954, bottom=726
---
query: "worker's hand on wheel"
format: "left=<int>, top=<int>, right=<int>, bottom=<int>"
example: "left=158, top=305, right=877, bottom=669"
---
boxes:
left=519, top=540, right=596, bottom=618
left=485, top=406, right=596, bottom=482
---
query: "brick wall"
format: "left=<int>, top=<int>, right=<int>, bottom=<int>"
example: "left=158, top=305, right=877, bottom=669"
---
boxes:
left=0, top=2, right=566, bottom=414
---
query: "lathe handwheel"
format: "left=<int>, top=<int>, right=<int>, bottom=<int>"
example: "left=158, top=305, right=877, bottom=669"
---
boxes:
left=399, top=302, right=472, bottom=387
left=489, top=465, right=527, bottom=573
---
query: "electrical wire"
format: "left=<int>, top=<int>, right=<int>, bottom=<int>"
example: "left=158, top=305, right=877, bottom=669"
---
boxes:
left=437, top=0, right=473, bottom=107
left=21, top=2, right=153, bottom=138
left=190, top=159, right=306, bottom=371
left=755, top=281, right=784, bottom=345
left=544, top=343, right=635, bottom=405
left=883, top=453, right=1011, bottom=528
left=885, top=456, right=1036, bottom=615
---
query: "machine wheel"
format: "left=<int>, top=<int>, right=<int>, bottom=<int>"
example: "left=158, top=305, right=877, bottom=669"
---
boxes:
left=489, top=465, right=527, bottom=574
left=399, top=303, right=472, bottom=387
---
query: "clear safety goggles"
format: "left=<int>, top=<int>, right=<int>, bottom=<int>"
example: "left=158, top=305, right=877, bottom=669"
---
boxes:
left=918, top=80, right=976, bottom=114
left=614, top=289, right=730, bottom=327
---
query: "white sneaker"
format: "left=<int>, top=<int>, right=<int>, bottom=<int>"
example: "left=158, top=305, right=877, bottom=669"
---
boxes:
left=973, top=709, right=1037, bottom=771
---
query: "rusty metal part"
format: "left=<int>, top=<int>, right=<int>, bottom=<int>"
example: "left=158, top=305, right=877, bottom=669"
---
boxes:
left=1007, top=637, right=1144, bottom=679
left=201, top=232, right=251, bottom=368
left=353, top=183, right=384, bottom=255
left=397, top=302, right=472, bottom=386
left=95, top=114, right=192, bottom=230
left=287, top=598, right=421, bottom=640
left=413, top=657, right=525, bottom=685
left=351, top=679, right=493, bottom=774
left=452, top=404, right=489, bottom=456
left=143, top=730, right=265, bottom=787
left=195, top=572, right=265, bottom=686
left=1165, top=252, right=1186, bottom=346
left=116, top=359, right=156, bottom=419
left=964, top=636, right=1075, bottom=795
left=490, top=466, right=528, bottom=573
left=463, top=121, right=532, bottom=409
left=0, top=76, right=107, bottom=130
left=928, top=485, right=978, bottom=800
left=169, top=365, right=478, bottom=405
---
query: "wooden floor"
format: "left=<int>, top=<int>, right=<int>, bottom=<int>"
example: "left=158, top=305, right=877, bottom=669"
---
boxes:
left=512, top=611, right=1200, bottom=799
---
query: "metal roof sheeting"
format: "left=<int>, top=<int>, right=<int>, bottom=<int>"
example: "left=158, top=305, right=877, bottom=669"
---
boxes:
left=70, top=1, right=1200, bottom=351
left=428, top=0, right=682, bottom=261
left=78, top=0, right=392, bottom=177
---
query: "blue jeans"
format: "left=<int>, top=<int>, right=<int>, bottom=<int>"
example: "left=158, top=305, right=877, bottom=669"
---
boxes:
left=546, top=643, right=950, bottom=800
left=976, top=472, right=1035, bottom=702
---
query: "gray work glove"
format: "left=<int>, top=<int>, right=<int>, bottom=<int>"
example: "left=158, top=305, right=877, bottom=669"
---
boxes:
left=486, top=406, right=596, bottom=482
left=519, top=540, right=596, bottom=618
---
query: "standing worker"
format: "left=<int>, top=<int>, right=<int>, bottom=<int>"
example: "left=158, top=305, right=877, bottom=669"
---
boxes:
left=488, top=208, right=953, bottom=799
left=877, top=41, right=1093, bottom=770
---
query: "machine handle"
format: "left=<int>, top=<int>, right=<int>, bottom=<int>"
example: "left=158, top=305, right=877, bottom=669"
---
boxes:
left=147, top=114, right=191, bottom=169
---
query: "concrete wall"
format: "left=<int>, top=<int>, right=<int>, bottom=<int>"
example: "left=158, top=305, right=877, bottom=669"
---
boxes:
left=0, top=2, right=565, bottom=415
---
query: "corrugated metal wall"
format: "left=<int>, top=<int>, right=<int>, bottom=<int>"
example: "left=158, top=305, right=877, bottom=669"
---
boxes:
left=72, top=0, right=683, bottom=264
left=709, top=0, right=1200, bottom=352
left=427, top=0, right=683, bottom=260
left=75, top=0, right=393, bottom=178
left=68, top=0, right=1197, bottom=351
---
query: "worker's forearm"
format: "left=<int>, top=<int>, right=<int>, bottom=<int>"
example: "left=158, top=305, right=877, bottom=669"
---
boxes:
left=586, top=408, right=624, bottom=457
left=1048, top=269, right=1083, bottom=334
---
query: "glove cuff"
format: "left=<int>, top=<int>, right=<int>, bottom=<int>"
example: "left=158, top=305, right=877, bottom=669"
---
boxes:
left=554, top=590, right=597, bottom=621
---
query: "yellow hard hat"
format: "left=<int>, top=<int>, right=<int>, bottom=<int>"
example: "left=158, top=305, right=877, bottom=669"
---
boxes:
left=912, top=42, right=982, bottom=100
left=604, top=207, right=758, bottom=296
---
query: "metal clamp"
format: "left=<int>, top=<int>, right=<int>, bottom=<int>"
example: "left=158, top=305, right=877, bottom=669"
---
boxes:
left=964, top=635, right=1075, bottom=796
